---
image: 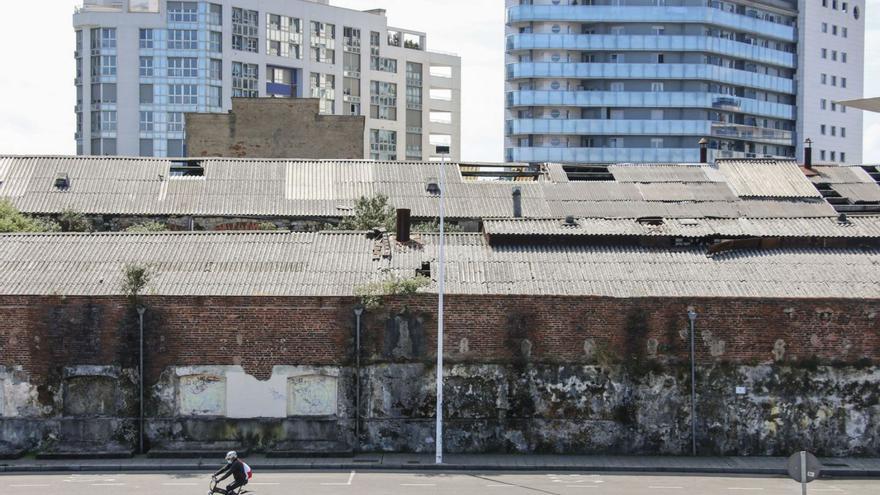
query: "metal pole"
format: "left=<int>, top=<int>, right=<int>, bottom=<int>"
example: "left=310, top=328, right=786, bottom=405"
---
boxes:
left=354, top=307, right=363, bottom=451
left=137, top=306, right=146, bottom=454
left=688, top=309, right=697, bottom=456
left=801, top=451, right=808, bottom=495
left=435, top=149, right=447, bottom=465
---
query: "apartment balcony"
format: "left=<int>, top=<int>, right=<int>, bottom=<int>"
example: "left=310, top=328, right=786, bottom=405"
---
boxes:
left=508, top=119, right=710, bottom=136
left=407, top=126, right=423, bottom=134
left=710, top=122, right=793, bottom=146
left=507, top=90, right=795, bottom=120
left=507, top=63, right=795, bottom=94
left=506, top=6, right=796, bottom=42
left=506, top=34, right=795, bottom=68
left=508, top=146, right=704, bottom=163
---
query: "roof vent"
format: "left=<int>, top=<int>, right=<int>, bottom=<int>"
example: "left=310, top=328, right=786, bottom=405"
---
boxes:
left=636, top=216, right=664, bottom=226
left=562, top=216, right=578, bottom=227
left=54, top=172, right=70, bottom=189
left=838, top=213, right=850, bottom=224
left=426, top=177, right=440, bottom=195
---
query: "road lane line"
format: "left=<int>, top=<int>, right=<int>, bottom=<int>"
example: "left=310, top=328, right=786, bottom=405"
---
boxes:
left=320, top=470, right=356, bottom=486
left=401, top=483, right=437, bottom=487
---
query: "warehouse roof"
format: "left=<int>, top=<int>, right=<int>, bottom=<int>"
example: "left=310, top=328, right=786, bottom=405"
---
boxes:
left=0, top=231, right=877, bottom=299
left=483, top=216, right=880, bottom=239
left=0, top=155, right=854, bottom=220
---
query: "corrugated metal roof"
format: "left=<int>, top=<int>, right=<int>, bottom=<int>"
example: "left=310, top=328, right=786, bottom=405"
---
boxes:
left=484, top=216, right=880, bottom=238
left=714, top=159, right=822, bottom=198
left=0, top=231, right=877, bottom=299
left=0, top=156, right=842, bottom=220
left=810, top=165, right=876, bottom=184
left=832, top=183, right=880, bottom=203
left=609, top=164, right=711, bottom=183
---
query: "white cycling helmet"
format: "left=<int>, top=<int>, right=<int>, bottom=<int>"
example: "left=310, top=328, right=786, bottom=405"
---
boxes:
left=225, top=451, right=238, bottom=463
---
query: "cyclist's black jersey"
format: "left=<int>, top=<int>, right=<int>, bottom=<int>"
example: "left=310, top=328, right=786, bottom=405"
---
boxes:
left=215, top=460, right=247, bottom=483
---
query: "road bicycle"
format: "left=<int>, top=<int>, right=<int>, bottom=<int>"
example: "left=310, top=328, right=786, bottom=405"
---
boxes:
left=208, top=477, right=254, bottom=495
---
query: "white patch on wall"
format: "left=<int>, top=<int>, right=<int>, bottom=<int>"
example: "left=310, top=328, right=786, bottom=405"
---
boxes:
left=288, top=374, right=338, bottom=417
left=178, top=374, right=226, bottom=416
left=0, top=379, right=5, bottom=417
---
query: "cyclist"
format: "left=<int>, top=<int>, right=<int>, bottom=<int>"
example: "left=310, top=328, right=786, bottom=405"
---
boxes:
left=212, top=451, right=251, bottom=495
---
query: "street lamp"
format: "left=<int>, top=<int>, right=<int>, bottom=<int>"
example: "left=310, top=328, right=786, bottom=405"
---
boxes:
left=434, top=144, right=450, bottom=465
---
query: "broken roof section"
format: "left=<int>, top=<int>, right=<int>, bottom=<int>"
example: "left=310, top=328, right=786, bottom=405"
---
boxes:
left=0, top=156, right=859, bottom=221
left=0, top=231, right=877, bottom=299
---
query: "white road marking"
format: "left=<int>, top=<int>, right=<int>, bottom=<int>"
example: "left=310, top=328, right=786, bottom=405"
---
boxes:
left=320, top=470, right=356, bottom=486
left=649, top=487, right=684, bottom=490
left=162, top=482, right=198, bottom=486
left=90, top=483, right=126, bottom=486
left=401, top=483, right=437, bottom=487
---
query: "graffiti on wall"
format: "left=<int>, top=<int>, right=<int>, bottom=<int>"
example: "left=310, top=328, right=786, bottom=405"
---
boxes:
left=288, top=374, right=338, bottom=416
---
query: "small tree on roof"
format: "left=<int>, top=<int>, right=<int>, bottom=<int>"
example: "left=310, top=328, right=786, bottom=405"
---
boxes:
left=338, top=194, right=396, bottom=232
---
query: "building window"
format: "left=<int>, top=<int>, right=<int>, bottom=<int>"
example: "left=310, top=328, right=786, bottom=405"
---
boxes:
left=140, top=29, right=154, bottom=49
left=209, top=3, right=222, bottom=25
left=232, top=62, right=258, bottom=97
left=169, top=84, right=198, bottom=105
left=208, top=85, right=222, bottom=107
left=840, top=152, right=846, bottom=162
left=139, top=57, right=154, bottom=77
left=651, top=82, right=664, bottom=92
left=92, top=55, right=117, bottom=76
left=610, top=82, right=624, bottom=92
left=841, top=127, right=846, bottom=138
left=209, top=59, right=223, bottom=80
left=140, top=111, right=154, bottom=131
left=310, top=72, right=336, bottom=114
left=842, top=52, right=847, bottom=63
left=370, top=81, right=397, bottom=120
left=842, top=27, right=847, bottom=38
left=168, top=30, right=198, bottom=50
left=820, top=124, right=826, bottom=135
left=831, top=126, right=836, bottom=136
left=650, top=138, right=663, bottom=149
left=821, top=48, right=827, bottom=59
left=822, top=23, right=828, bottom=33
left=140, top=84, right=153, bottom=104
left=820, top=150, right=826, bottom=161
left=167, top=1, right=198, bottom=23
left=168, top=139, right=185, bottom=157
left=168, top=57, right=198, bottom=77
left=370, top=129, right=397, bottom=160
left=832, top=25, right=838, bottom=35
left=167, top=112, right=185, bottom=132
left=140, top=139, right=154, bottom=156
left=372, top=56, right=397, bottom=73
left=209, top=31, right=222, bottom=52
left=344, top=26, right=361, bottom=51
left=99, top=28, right=116, bottom=49
left=232, top=7, right=259, bottom=53
left=830, top=151, right=836, bottom=161
left=841, top=77, right=847, bottom=88
left=821, top=99, right=827, bottom=110
left=831, top=75, right=837, bottom=86
left=831, top=102, right=837, bottom=111
left=310, top=22, right=336, bottom=64
left=97, top=110, right=117, bottom=132
left=821, top=73, right=827, bottom=84
left=267, top=13, right=303, bottom=59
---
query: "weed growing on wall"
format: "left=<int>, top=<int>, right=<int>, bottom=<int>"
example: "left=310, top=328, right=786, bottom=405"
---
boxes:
left=125, top=221, right=168, bottom=233
left=121, top=264, right=152, bottom=302
left=355, top=274, right=431, bottom=311
left=0, top=200, right=60, bottom=232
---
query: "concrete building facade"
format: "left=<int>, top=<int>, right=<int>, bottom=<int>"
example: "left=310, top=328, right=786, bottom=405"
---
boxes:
left=504, top=0, right=865, bottom=164
left=185, top=98, right=365, bottom=158
left=74, top=0, right=461, bottom=161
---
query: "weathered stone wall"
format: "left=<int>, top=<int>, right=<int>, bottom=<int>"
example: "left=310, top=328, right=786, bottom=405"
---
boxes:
left=186, top=98, right=365, bottom=159
left=1, top=294, right=878, bottom=455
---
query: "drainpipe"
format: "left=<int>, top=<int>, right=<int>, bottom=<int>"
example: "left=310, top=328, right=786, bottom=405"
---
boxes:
left=137, top=305, right=146, bottom=455
left=687, top=309, right=698, bottom=456
left=353, top=306, right=364, bottom=451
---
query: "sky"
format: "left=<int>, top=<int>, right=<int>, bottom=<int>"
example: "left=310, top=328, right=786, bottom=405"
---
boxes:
left=0, top=0, right=875, bottom=163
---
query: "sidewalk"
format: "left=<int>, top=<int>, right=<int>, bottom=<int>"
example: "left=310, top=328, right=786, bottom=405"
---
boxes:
left=1, top=453, right=879, bottom=477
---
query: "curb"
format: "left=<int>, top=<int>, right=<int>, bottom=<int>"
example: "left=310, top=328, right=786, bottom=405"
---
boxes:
left=1, top=462, right=878, bottom=477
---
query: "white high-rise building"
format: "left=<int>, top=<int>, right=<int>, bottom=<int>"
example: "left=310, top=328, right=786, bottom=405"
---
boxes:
left=505, top=0, right=865, bottom=164
left=74, top=0, right=461, bottom=161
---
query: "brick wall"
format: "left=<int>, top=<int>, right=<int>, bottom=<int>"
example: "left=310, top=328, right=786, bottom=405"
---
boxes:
left=1, top=294, right=877, bottom=387
left=185, top=98, right=365, bottom=159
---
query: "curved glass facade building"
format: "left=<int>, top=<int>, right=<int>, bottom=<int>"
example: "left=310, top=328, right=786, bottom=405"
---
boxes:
left=505, top=0, right=865, bottom=164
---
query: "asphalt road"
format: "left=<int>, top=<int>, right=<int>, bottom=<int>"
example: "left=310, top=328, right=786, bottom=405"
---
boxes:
left=2, top=471, right=878, bottom=494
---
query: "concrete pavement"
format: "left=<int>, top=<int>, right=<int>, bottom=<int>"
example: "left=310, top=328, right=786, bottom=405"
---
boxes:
left=1, top=454, right=880, bottom=477
left=0, top=471, right=878, bottom=495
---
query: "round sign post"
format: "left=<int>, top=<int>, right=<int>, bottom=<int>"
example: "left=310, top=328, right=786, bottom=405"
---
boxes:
left=787, top=451, right=821, bottom=494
